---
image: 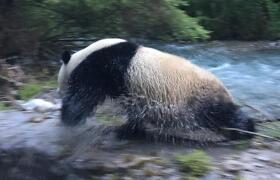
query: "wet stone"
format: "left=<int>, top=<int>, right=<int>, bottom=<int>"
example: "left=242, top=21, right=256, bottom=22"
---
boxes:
left=222, top=160, right=242, bottom=172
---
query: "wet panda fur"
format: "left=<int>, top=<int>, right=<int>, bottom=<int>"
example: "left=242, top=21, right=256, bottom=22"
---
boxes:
left=58, top=38, right=255, bottom=140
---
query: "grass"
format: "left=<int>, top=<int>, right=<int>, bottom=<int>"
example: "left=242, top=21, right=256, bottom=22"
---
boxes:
left=175, top=150, right=212, bottom=177
left=18, top=83, right=44, bottom=100
left=0, top=102, right=10, bottom=111
left=18, top=79, right=58, bottom=100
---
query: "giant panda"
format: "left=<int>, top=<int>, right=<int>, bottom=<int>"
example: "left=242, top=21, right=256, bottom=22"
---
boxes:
left=58, top=38, right=255, bottom=140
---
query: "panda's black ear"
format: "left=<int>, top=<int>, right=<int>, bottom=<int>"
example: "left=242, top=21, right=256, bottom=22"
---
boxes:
left=61, top=50, right=71, bottom=64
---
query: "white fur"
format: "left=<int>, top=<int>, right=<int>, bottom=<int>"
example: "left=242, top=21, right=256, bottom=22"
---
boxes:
left=127, top=46, right=233, bottom=105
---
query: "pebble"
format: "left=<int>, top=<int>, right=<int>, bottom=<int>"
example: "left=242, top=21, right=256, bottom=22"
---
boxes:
left=27, top=116, right=47, bottom=123
left=223, top=159, right=242, bottom=172
left=255, top=155, right=271, bottom=162
left=164, top=168, right=177, bottom=175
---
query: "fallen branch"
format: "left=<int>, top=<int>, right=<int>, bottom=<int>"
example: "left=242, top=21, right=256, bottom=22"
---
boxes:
left=222, top=127, right=280, bottom=142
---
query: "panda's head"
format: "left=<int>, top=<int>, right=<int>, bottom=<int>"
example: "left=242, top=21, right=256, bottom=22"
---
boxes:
left=57, top=38, right=127, bottom=96
left=220, top=107, right=256, bottom=140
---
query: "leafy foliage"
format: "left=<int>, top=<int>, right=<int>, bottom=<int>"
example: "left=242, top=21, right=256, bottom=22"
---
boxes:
left=18, top=0, right=209, bottom=41
left=266, top=0, right=280, bottom=39
left=1, top=0, right=279, bottom=61
left=183, top=0, right=280, bottom=40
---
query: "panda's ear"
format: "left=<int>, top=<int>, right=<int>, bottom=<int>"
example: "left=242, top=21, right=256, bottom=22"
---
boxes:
left=61, top=50, right=71, bottom=64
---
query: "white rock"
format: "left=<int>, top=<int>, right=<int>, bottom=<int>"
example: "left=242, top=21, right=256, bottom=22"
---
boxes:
left=21, top=99, right=61, bottom=112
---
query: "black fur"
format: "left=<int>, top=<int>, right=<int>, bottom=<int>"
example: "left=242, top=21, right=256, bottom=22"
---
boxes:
left=61, top=41, right=139, bottom=125
left=61, top=51, right=71, bottom=64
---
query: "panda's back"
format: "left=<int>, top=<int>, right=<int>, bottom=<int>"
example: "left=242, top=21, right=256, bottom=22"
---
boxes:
left=127, top=46, right=232, bottom=105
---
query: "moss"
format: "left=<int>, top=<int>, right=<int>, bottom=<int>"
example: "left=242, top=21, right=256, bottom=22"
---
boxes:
left=175, top=150, right=212, bottom=177
left=0, top=102, right=10, bottom=111
left=18, top=83, right=44, bottom=100
left=236, top=173, right=243, bottom=180
left=90, top=176, right=99, bottom=180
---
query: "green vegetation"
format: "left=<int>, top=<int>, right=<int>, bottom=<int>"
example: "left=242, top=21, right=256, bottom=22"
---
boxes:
left=43, top=79, right=58, bottom=89
left=182, top=0, right=280, bottom=40
left=18, top=79, right=57, bottom=100
left=1, top=0, right=280, bottom=61
left=18, top=83, right=44, bottom=100
left=175, top=150, right=212, bottom=177
left=0, top=102, right=10, bottom=111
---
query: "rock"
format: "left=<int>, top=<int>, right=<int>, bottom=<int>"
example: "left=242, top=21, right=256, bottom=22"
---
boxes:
left=143, top=167, right=159, bottom=176
left=222, top=159, right=242, bottom=172
left=146, top=176, right=164, bottom=180
left=240, top=172, right=258, bottom=180
left=101, top=174, right=118, bottom=180
left=273, top=174, right=280, bottom=179
left=220, top=173, right=236, bottom=180
left=117, top=155, right=162, bottom=169
left=166, top=176, right=181, bottom=180
left=20, top=99, right=61, bottom=112
left=129, top=169, right=145, bottom=177
left=163, top=168, right=176, bottom=175
left=27, top=115, right=48, bottom=123
left=121, top=176, right=134, bottom=180
left=255, top=154, right=271, bottom=162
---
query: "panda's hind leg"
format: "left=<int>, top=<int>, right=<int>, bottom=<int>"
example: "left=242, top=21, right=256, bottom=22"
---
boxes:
left=116, top=118, right=147, bottom=140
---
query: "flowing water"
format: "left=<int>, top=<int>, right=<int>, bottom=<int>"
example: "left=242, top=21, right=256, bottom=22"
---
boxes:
left=147, top=41, right=280, bottom=119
